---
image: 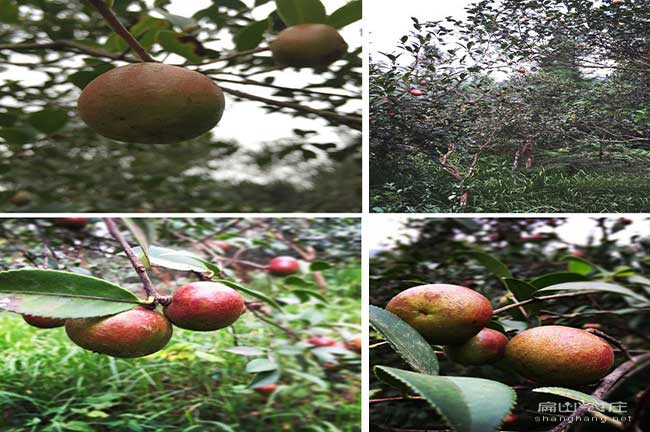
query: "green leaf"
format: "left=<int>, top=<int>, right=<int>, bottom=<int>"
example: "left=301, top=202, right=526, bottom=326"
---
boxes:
left=246, top=358, right=277, bottom=373
left=369, top=305, right=439, bottom=375
left=68, top=70, right=105, bottom=90
left=290, top=288, right=327, bottom=303
left=532, top=387, right=624, bottom=414
left=0, top=269, right=141, bottom=319
left=537, top=282, right=650, bottom=304
left=561, top=256, right=600, bottom=276
left=0, top=126, right=38, bottom=145
left=249, top=369, right=280, bottom=388
left=327, top=0, right=361, bottom=28
left=309, top=261, right=332, bottom=271
left=131, top=245, right=208, bottom=272
left=27, top=109, right=68, bottom=134
left=121, top=218, right=151, bottom=268
left=225, top=346, right=265, bottom=356
left=213, top=279, right=283, bottom=311
left=458, top=251, right=512, bottom=280
left=375, top=366, right=516, bottom=432
left=275, top=0, right=327, bottom=26
left=234, top=19, right=268, bottom=51
left=283, top=276, right=312, bottom=287
left=0, top=0, right=19, bottom=23
left=503, top=278, right=540, bottom=318
left=157, top=30, right=204, bottom=62
left=530, top=272, right=590, bottom=289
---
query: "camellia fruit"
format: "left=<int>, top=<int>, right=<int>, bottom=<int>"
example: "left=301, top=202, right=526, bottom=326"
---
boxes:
left=9, top=191, right=32, bottom=206
left=505, top=325, right=615, bottom=386
left=164, top=282, right=244, bottom=331
left=268, top=256, right=300, bottom=276
left=386, top=284, right=493, bottom=344
left=348, top=336, right=362, bottom=352
left=409, top=89, right=424, bottom=96
left=443, top=328, right=508, bottom=365
left=270, top=24, right=348, bottom=68
left=254, top=383, right=277, bottom=394
left=56, top=217, right=90, bottom=228
left=78, top=63, right=225, bottom=144
left=308, top=335, right=338, bottom=347
left=65, top=307, right=173, bottom=358
left=23, top=314, right=66, bottom=329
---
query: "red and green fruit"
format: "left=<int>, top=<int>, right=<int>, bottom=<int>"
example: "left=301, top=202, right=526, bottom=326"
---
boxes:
left=505, top=325, right=615, bottom=385
left=386, top=284, right=493, bottom=344
left=270, top=24, right=348, bottom=68
left=164, top=281, right=244, bottom=331
left=23, top=314, right=66, bottom=329
left=65, top=307, right=173, bottom=358
left=78, top=63, right=225, bottom=144
left=254, top=383, right=277, bottom=394
left=268, top=256, right=300, bottom=276
left=443, top=328, right=508, bottom=365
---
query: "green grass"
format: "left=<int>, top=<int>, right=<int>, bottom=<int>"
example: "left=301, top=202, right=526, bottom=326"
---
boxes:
left=0, top=295, right=361, bottom=432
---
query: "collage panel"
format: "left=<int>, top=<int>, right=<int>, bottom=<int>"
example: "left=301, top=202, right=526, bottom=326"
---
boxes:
left=0, top=217, right=361, bottom=431
left=0, top=0, right=362, bottom=213
left=369, top=216, right=650, bottom=431
left=369, top=0, right=650, bottom=213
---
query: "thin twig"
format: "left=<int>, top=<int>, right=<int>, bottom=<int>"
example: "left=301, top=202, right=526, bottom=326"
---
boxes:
left=103, top=218, right=171, bottom=306
left=85, top=0, right=155, bottom=62
left=493, top=290, right=601, bottom=315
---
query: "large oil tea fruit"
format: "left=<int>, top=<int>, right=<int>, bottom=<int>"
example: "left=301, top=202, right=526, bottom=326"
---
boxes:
left=505, top=325, right=614, bottom=386
left=270, top=24, right=348, bottom=68
left=444, top=328, right=508, bottom=365
left=386, top=284, right=493, bottom=344
left=164, top=282, right=244, bottom=331
left=65, top=307, right=172, bottom=358
left=23, top=314, right=66, bottom=329
left=78, top=63, right=225, bottom=144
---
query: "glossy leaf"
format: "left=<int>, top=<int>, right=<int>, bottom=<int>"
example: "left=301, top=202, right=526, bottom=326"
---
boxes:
left=327, top=0, right=361, bottom=28
left=458, top=251, right=512, bottom=280
left=537, top=281, right=650, bottom=304
left=530, top=272, right=590, bottom=289
left=0, top=269, right=140, bottom=318
left=234, top=19, right=268, bottom=51
left=131, top=246, right=207, bottom=272
left=275, top=0, right=327, bottom=26
left=369, top=305, right=439, bottom=375
left=27, top=109, right=68, bottom=134
left=376, top=366, right=516, bottom=432
left=246, top=358, right=278, bottom=373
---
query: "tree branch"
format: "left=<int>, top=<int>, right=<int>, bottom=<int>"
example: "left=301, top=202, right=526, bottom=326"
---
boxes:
left=493, top=290, right=601, bottom=315
left=85, top=0, right=155, bottom=62
left=103, top=217, right=171, bottom=306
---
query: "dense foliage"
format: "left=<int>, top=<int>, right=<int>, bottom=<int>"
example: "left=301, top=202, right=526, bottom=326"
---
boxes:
left=0, top=217, right=361, bottom=431
left=370, top=217, right=650, bottom=431
left=0, top=0, right=361, bottom=212
left=370, top=0, right=650, bottom=213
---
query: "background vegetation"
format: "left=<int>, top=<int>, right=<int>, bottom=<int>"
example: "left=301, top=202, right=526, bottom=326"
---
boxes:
left=0, top=217, right=361, bottom=431
left=370, top=217, right=650, bottom=431
left=370, top=0, right=650, bottom=213
left=0, top=0, right=361, bottom=212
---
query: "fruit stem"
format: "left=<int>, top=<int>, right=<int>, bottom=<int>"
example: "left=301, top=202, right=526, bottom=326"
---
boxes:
left=85, top=0, right=156, bottom=63
left=104, top=218, right=169, bottom=306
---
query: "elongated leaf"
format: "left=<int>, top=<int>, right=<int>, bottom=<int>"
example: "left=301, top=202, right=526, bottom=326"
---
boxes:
left=234, top=19, right=268, bottom=51
left=275, top=0, right=327, bottom=26
left=27, top=109, right=68, bottom=134
left=369, top=305, right=438, bottom=375
left=131, top=246, right=208, bottom=272
left=249, top=369, right=280, bottom=388
left=246, top=358, right=278, bottom=373
left=458, top=251, right=512, bottom=280
left=0, top=269, right=140, bottom=318
left=327, top=0, right=361, bottom=28
left=376, top=366, right=516, bottom=432
left=309, top=261, right=332, bottom=271
left=530, top=272, right=589, bottom=289
left=503, top=278, right=540, bottom=318
left=533, top=387, right=624, bottom=414
left=537, top=282, right=650, bottom=304
left=290, top=288, right=327, bottom=303
left=213, top=279, right=282, bottom=311
left=121, top=218, right=150, bottom=268
left=225, top=347, right=265, bottom=356
left=561, top=256, right=601, bottom=275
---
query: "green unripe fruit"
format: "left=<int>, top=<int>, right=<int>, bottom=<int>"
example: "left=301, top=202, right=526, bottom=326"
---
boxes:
left=78, top=63, right=225, bottom=144
left=270, top=24, right=348, bottom=68
left=386, top=284, right=493, bottom=344
left=443, top=328, right=508, bottom=365
left=65, top=307, right=173, bottom=358
left=505, top=325, right=615, bottom=386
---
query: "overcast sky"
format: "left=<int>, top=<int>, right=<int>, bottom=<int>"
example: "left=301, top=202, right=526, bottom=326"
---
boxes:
left=367, top=0, right=471, bottom=54
left=2, top=0, right=360, bottom=149
left=368, top=215, right=648, bottom=251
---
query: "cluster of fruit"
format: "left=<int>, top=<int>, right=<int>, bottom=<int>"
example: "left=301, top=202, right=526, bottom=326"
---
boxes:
left=21, top=255, right=305, bottom=358
left=386, top=284, right=615, bottom=386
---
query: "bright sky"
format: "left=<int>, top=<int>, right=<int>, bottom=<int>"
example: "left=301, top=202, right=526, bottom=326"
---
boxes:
left=368, top=215, right=648, bottom=251
left=1, top=0, right=361, bottom=149
left=367, top=0, right=471, bottom=54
